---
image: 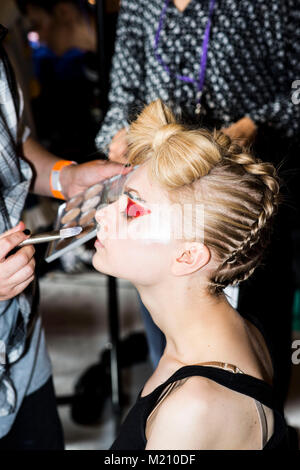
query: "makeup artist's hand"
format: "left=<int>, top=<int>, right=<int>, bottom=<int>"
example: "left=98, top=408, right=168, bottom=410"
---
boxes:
left=0, top=222, right=36, bottom=301
left=108, top=128, right=129, bottom=163
left=221, top=117, right=257, bottom=147
left=60, top=160, right=132, bottom=199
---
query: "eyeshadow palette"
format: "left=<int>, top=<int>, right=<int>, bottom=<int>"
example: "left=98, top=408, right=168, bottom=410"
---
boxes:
left=45, top=170, right=132, bottom=263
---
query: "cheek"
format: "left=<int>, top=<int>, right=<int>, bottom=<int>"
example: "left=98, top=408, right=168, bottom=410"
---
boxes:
left=127, top=212, right=172, bottom=245
left=118, top=239, right=171, bottom=279
left=93, top=236, right=170, bottom=283
left=93, top=203, right=173, bottom=280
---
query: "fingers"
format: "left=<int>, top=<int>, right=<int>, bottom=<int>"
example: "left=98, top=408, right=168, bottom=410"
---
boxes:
left=0, top=239, right=35, bottom=301
left=8, top=255, right=36, bottom=286
left=0, top=221, right=25, bottom=241
left=109, top=138, right=128, bottom=163
left=222, top=127, right=249, bottom=146
left=89, top=159, right=132, bottom=181
left=222, top=126, right=244, bottom=141
left=109, top=138, right=128, bottom=156
left=113, top=128, right=128, bottom=140
left=221, top=117, right=257, bottom=144
left=3, top=244, right=35, bottom=277
left=10, top=274, right=35, bottom=298
left=0, top=231, right=32, bottom=261
left=109, top=128, right=128, bottom=163
left=108, top=152, right=129, bottom=164
left=110, top=128, right=128, bottom=147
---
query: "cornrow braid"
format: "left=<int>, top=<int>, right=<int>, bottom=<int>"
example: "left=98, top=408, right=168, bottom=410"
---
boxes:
left=210, top=132, right=281, bottom=293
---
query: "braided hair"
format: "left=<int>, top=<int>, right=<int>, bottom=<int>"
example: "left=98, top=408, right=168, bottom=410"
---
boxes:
left=208, top=133, right=280, bottom=293
left=127, top=99, right=281, bottom=296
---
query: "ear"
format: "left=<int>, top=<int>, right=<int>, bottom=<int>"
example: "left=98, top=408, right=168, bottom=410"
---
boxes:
left=171, top=242, right=211, bottom=276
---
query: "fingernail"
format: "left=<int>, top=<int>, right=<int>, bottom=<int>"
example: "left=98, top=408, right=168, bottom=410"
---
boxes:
left=23, top=229, right=31, bottom=236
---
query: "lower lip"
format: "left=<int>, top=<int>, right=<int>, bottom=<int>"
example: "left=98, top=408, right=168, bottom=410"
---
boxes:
left=94, top=239, right=104, bottom=249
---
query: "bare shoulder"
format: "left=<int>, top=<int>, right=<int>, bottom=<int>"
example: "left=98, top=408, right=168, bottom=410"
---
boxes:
left=145, top=376, right=261, bottom=450
left=169, top=375, right=220, bottom=410
left=156, top=375, right=231, bottom=424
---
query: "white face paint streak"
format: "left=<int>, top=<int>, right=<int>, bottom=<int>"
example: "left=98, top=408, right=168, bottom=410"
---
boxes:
left=126, top=203, right=172, bottom=245
left=96, top=198, right=205, bottom=246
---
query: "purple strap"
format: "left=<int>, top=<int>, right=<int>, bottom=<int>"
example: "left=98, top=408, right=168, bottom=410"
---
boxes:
left=198, top=0, right=216, bottom=93
left=154, top=0, right=217, bottom=112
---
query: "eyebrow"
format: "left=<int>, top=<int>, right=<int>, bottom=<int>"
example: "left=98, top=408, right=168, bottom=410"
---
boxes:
left=123, top=187, right=147, bottom=203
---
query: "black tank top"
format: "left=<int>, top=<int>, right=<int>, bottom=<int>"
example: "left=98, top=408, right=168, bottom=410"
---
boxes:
left=110, top=313, right=289, bottom=450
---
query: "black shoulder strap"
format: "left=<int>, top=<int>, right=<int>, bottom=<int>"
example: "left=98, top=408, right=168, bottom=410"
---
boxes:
left=150, top=365, right=280, bottom=411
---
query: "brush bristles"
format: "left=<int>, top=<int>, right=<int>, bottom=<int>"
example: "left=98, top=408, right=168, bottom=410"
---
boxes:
left=60, top=226, right=82, bottom=238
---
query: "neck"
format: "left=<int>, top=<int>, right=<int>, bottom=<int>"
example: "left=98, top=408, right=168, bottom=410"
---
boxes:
left=173, top=0, right=192, bottom=12
left=136, top=276, right=239, bottom=365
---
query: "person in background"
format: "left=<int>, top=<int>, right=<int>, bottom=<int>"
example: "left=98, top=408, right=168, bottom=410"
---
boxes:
left=95, top=0, right=300, bottom=410
left=16, top=0, right=99, bottom=160
left=0, top=23, right=129, bottom=449
left=93, top=99, right=290, bottom=450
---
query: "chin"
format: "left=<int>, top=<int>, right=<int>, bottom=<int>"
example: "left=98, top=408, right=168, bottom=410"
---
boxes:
left=92, top=256, right=120, bottom=278
left=92, top=255, right=105, bottom=274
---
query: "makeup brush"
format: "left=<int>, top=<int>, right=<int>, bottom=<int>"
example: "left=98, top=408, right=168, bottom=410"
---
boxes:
left=18, top=226, right=82, bottom=247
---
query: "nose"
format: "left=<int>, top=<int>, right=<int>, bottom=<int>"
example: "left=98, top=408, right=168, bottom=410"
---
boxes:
left=96, top=196, right=124, bottom=235
left=95, top=199, right=119, bottom=232
left=95, top=206, right=106, bottom=224
left=95, top=206, right=108, bottom=230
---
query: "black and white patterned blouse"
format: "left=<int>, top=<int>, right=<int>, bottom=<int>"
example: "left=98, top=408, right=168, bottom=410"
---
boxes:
left=95, top=0, right=300, bottom=153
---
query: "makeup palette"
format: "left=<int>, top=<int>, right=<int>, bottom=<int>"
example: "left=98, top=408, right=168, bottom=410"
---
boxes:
left=45, top=170, right=133, bottom=263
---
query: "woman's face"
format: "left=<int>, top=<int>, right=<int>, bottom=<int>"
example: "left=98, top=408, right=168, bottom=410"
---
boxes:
left=92, top=163, right=180, bottom=286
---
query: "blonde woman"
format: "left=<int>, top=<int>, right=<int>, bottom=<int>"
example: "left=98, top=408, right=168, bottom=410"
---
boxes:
left=93, top=100, right=289, bottom=450
left=96, top=0, right=298, bottom=404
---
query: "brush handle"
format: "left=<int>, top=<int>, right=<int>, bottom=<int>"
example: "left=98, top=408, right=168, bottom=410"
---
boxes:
left=18, top=232, right=61, bottom=246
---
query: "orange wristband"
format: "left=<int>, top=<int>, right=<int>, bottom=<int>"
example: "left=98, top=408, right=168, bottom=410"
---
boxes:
left=50, top=160, right=76, bottom=200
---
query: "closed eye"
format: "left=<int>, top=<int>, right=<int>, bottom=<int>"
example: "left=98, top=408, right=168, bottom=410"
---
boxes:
left=121, top=193, right=151, bottom=220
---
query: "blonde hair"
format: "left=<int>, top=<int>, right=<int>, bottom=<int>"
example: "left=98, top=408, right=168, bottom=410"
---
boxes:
left=127, top=99, right=281, bottom=295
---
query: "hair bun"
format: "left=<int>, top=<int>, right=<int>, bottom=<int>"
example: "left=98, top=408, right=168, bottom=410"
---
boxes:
left=152, top=124, right=181, bottom=152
